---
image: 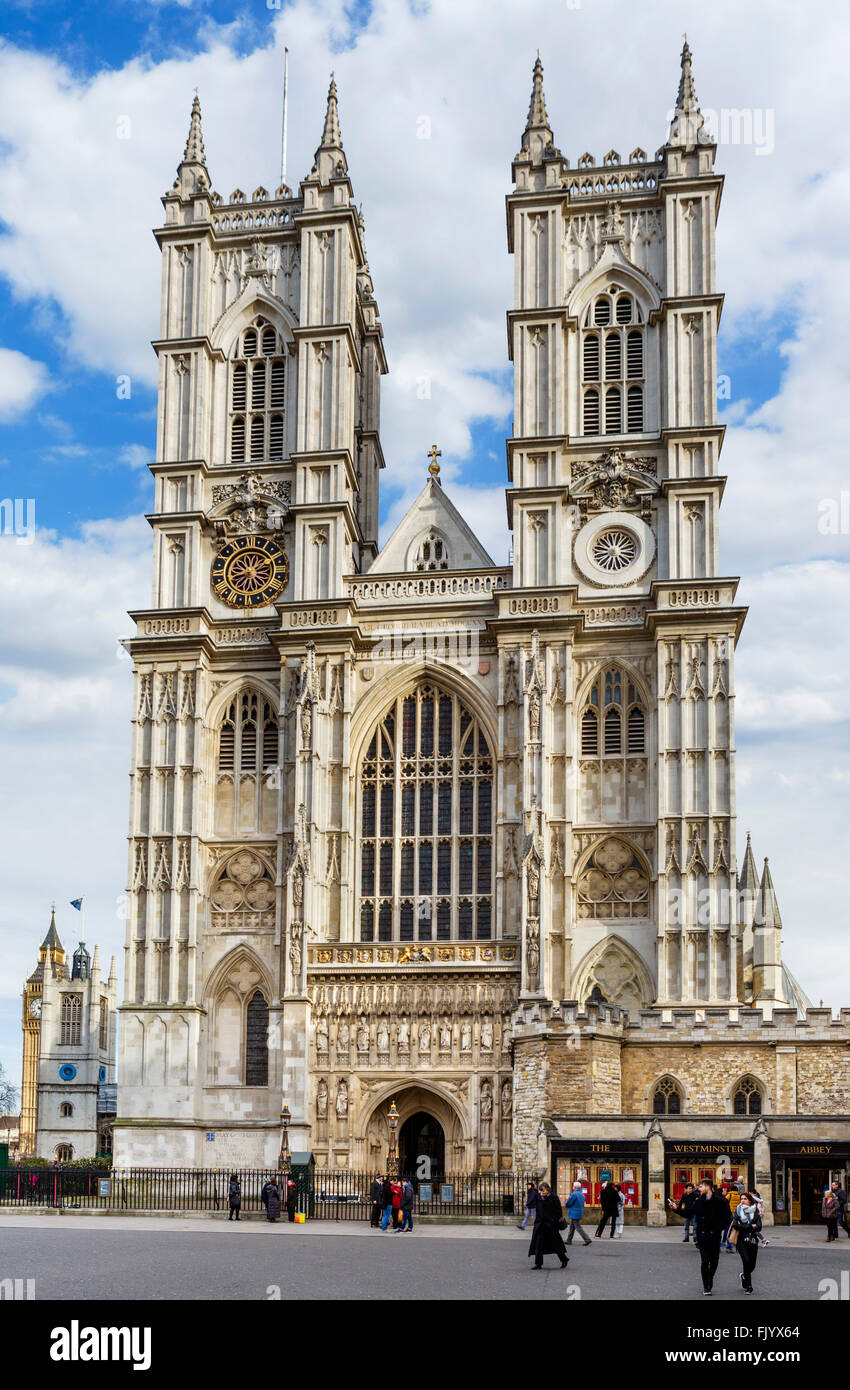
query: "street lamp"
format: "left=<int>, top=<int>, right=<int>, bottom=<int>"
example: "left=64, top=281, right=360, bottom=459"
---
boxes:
left=278, top=1103, right=292, bottom=1176
left=386, top=1100, right=399, bottom=1178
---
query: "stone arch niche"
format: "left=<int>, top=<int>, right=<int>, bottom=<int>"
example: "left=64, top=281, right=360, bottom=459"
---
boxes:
left=358, top=1082, right=472, bottom=1174
left=572, top=933, right=655, bottom=1017
left=202, top=944, right=275, bottom=1087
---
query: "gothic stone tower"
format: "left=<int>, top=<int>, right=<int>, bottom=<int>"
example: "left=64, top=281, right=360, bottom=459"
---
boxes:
left=113, top=82, right=386, bottom=1166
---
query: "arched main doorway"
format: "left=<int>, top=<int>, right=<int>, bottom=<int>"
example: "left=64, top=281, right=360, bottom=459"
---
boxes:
left=399, top=1111, right=445, bottom=1179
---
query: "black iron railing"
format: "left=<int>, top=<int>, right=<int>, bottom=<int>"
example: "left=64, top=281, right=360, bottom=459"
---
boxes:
left=0, top=1166, right=533, bottom=1220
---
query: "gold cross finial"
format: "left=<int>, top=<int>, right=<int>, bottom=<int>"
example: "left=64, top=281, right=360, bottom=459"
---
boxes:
left=427, top=444, right=442, bottom=480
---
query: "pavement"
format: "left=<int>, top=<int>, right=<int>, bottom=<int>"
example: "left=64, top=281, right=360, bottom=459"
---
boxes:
left=0, top=1212, right=846, bottom=1299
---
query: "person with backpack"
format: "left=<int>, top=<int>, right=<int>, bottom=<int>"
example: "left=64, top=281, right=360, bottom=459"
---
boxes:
left=227, top=1172, right=241, bottom=1222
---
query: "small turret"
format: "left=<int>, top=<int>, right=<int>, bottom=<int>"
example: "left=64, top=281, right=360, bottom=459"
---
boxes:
left=309, top=76, right=348, bottom=184
left=753, top=857, right=784, bottom=1005
left=172, top=93, right=211, bottom=199
left=71, top=941, right=91, bottom=981
left=664, top=39, right=715, bottom=174
left=514, top=55, right=561, bottom=169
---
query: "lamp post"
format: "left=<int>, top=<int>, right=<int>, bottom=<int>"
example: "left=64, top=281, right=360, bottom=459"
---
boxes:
left=386, top=1100, right=400, bottom=1178
left=278, top=1102, right=291, bottom=1177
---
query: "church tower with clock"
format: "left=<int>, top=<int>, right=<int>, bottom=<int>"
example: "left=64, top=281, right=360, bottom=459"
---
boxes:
left=114, top=52, right=843, bottom=1213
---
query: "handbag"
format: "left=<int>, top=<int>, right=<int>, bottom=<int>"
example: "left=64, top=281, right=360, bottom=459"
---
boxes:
left=727, top=1225, right=739, bottom=1246
left=557, top=1217, right=567, bottom=1231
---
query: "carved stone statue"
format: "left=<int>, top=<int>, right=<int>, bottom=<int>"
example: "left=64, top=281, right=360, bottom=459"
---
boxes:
left=397, top=1018, right=409, bottom=1051
left=289, top=921, right=303, bottom=982
left=317, top=1079, right=328, bottom=1118
left=480, top=1018, right=493, bottom=1051
left=439, top=1019, right=451, bottom=1052
left=357, top=1018, right=369, bottom=1052
left=526, top=859, right=540, bottom=917
left=419, top=1020, right=431, bottom=1053
left=335, top=1079, right=348, bottom=1118
left=337, top=1019, right=350, bottom=1051
left=480, top=1080, right=493, bottom=1120
left=501, top=1080, right=512, bottom=1118
left=316, top=1017, right=329, bottom=1052
left=526, top=921, right=540, bottom=990
left=377, top=1020, right=390, bottom=1053
left=460, top=1020, right=472, bottom=1052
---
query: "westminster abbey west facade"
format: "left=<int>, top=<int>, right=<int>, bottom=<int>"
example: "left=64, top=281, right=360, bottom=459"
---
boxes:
left=113, top=45, right=850, bottom=1224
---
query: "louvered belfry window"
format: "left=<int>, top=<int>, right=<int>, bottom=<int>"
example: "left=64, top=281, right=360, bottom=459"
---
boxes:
left=359, top=685, right=493, bottom=942
left=581, top=288, right=645, bottom=435
left=218, top=691, right=279, bottom=774
left=229, top=317, right=286, bottom=463
left=578, top=667, right=646, bottom=758
left=60, top=994, right=82, bottom=1046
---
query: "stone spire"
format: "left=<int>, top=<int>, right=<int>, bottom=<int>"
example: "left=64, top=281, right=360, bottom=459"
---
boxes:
left=737, top=830, right=759, bottom=894
left=753, top=857, right=784, bottom=1004
left=756, top=858, right=783, bottom=933
left=311, top=75, right=348, bottom=183
left=516, top=55, right=560, bottom=166
left=666, top=39, right=712, bottom=151
left=173, top=93, right=210, bottom=197
left=109, top=955, right=117, bottom=985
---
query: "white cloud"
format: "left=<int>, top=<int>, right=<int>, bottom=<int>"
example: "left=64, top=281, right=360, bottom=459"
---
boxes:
left=0, top=347, right=49, bottom=419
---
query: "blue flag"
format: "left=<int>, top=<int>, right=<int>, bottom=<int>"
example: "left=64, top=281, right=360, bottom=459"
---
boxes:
left=70, top=898, right=83, bottom=911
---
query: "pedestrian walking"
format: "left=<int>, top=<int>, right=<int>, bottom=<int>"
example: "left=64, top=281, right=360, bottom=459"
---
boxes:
left=227, top=1172, right=241, bottom=1221
left=668, top=1182, right=698, bottom=1241
left=518, top=1181, right=538, bottom=1231
left=390, top=1178, right=403, bottom=1230
left=732, top=1193, right=762, bottom=1293
left=399, top=1179, right=415, bottom=1232
left=369, top=1175, right=383, bottom=1228
left=380, top=1176, right=394, bottom=1231
left=262, top=1176, right=281, bottom=1223
left=595, top=1180, right=620, bottom=1238
left=613, top=1183, right=626, bottom=1238
left=564, top=1181, right=592, bottom=1246
left=285, top=1176, right=298, bottom=1223
left=830, top=1181, right=850, bottom=1238
left=823, top=1187, right=840, bottom=1241
left=750, top=1187, right=769, bottom=1247
left=692, top=1179, right=733, bottom=1296
left=528, top=1182, right=569, bottom=1270
left=720, top=1180, right=739, bottom=1251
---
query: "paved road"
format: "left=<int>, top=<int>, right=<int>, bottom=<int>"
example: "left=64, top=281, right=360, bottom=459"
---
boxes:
left=0, top=1218, right=846, bottom=1300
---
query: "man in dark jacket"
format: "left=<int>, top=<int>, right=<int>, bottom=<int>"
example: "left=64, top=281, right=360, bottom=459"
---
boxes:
left=594, top=1180, right=620, bottom=1238
left=692, top=1180, right=733, bottom=1295
left=380, top=1177, right=394, bottom=1231
left=369, top=1175, right=383, bottom=1228
left=667, top=1182, right=697, bottom=1241
left=228, top=1173, right=241, bottom=1222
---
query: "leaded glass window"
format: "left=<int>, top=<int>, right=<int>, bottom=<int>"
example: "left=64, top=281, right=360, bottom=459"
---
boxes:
left=358, top=685, right=493, bottom=941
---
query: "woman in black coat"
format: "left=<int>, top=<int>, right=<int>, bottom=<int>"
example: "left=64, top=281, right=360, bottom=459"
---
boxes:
left=528, top=1182, right=569, bottom=1270
left=228, top=1173, right=241, bottom=1222
left=732, top=1194, right=762, bottom=1293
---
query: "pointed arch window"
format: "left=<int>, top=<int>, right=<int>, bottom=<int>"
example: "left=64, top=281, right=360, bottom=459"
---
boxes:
left=245, top=991, right=269, bottom=1086
left=229, top=317, right=287, bottom=463
left=733, top=1076, right=763, bottom=1116
left=218, top=691, right=278, bottom=774
left=581, top=288, right=645, bottom=435
left=358, top=684, right=493, bottom=941
left=579, top=667, right=645, bottom=759
left=652, top=1076, right=683, bottom=1115
left=60, top=994, right=82, bottom=1046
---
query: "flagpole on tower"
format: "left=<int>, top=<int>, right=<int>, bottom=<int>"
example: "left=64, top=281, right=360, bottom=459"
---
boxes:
left=280, top=45, right=289, bottom=189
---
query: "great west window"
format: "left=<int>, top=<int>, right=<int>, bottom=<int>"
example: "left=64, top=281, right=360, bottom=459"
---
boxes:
left=358, top=685, right=493, bottom=942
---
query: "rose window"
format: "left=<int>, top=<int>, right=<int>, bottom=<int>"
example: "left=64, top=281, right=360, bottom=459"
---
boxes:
left=590, top=528, right=638, bottom=572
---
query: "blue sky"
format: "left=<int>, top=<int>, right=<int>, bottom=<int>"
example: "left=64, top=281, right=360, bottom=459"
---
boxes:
left=0, top=0, right=849, bottom=1091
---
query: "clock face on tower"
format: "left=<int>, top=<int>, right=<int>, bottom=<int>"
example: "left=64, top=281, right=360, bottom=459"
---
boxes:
left=29, top=998, right=42, bottom=1019
left=210, top=535, right=288, bottom=608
